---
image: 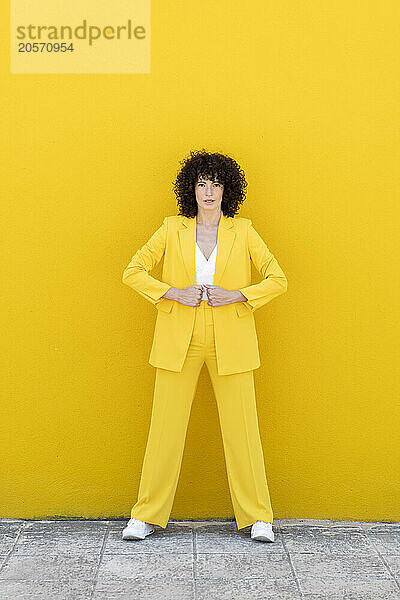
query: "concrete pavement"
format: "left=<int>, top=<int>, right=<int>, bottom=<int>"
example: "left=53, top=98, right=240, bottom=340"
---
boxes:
left=0, top=518, right=399, bottom=599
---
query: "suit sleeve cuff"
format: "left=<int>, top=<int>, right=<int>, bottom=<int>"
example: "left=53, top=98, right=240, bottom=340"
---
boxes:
left=153, top=283, right=172, bottom=304
left=238, top=289, right=256, bottom=311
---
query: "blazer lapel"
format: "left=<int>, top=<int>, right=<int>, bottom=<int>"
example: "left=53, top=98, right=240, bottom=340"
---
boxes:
left=178, top=212, right=236, bottom=286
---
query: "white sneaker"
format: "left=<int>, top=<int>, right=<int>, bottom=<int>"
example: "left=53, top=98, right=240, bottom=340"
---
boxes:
left=250, top=520, right=275, bottom=542
left=122, top=517, right=155, bottom=540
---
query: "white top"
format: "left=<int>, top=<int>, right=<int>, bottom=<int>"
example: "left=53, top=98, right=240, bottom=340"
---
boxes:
left=195, top=242, right=217, bottom=300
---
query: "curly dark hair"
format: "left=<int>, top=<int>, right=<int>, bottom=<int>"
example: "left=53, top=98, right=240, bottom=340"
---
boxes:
left=173, top=149, right=248, bottom=218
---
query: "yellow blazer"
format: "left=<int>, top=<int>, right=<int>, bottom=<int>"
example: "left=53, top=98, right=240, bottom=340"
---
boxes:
left=122, top=212, right=288, bottom=375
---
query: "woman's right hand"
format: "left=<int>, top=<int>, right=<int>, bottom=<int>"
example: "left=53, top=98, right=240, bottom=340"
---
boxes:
left=173, top=285, right=204, bottom=307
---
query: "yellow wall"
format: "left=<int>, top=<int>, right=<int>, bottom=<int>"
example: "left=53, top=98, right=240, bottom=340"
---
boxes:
left=1, top=1, right=399, bottom=521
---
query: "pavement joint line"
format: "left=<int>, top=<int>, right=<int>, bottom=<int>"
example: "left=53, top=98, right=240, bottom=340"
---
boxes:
left=88, top=520, right=110, bottom=600
left=279, top=521, right=306, bottom=600
left=192, top=527, right=197, bottom=600
left=0, top=519, right=26, bottom=576
left=361, top=528, right=400, bottom=593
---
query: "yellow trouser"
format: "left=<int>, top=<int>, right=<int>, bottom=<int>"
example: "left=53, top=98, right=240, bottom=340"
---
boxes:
left=130, top=299, right=274, bottom=530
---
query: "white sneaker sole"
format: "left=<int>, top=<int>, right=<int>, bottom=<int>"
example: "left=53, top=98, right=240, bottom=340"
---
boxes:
left=122, top=528, right=155, bottom=540
left=251, top=531, right=275, bottom=542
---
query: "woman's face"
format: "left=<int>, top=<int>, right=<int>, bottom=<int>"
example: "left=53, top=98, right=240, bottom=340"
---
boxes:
left=194, top=176, right=224, bottom=212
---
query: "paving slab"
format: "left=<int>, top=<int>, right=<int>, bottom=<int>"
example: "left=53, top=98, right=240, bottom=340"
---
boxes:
left=105, top=521, right=194, bottom=555
left=12, top=520, right=108, bottom=556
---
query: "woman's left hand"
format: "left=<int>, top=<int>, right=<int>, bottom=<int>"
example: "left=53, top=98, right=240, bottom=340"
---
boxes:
left=202, top=284, right=246, bottom=307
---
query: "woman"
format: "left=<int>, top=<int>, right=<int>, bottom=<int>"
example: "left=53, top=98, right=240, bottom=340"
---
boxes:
left=121, top=149, right=288, bottom=543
